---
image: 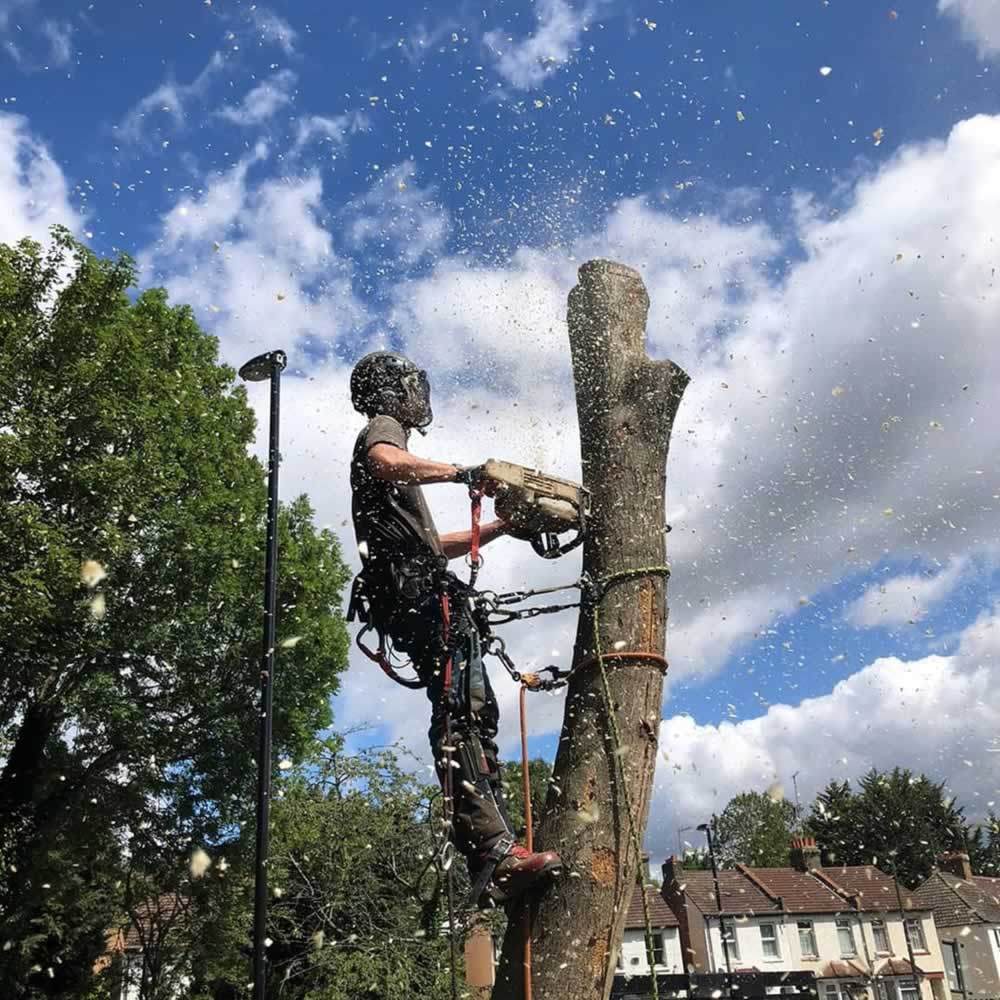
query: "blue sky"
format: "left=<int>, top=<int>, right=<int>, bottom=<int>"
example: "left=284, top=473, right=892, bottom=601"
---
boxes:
left=14, top=0, right=1000, bottom=263
left=4, top=0, right=1000, bottom=842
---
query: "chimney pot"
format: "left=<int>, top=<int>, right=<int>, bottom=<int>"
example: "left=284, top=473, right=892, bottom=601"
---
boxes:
left=790, top=836, right=821, bottom=871
left=936, top=852, right=973, bottom=881
left=663, top=855, right=686, bottom=893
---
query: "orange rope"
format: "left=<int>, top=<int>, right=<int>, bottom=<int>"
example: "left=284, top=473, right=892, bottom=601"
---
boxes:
left=571, top=650, right=669, bottom=676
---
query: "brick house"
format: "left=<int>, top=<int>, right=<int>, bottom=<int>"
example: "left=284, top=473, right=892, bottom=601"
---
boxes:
left=99, top=893, right=192, bottom=1000
left=913, top=852, right=1000, bottom=1000
left=660, top=837, right=948, bottom=1000
left=616, top=879, right=685, bottom=977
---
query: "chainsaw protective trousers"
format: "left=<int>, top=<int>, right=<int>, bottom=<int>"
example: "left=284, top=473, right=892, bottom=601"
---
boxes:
left=389, top=575, right=515, bottom=860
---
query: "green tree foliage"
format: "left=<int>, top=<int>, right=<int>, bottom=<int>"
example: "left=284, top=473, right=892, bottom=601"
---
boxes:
left=680, top=849, right=712, bottom=872
left=806, top=768, right=968, bottom=887
left=709, top=791, right=797, bottom=868
left=964, top=812, right=1000, bottom=877
left=187, top=739, right=460, bottom=1000
left=0, top=230, right=351, bottom=995
left=502, top=757, right=551, bottom=842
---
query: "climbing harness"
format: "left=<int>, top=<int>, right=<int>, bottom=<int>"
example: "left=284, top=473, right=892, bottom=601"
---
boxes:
left=354, top=625, right=425, bottom=689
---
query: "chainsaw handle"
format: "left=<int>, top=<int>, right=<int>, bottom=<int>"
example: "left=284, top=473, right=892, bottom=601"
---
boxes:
left=530, top=529, right=585, bottom=560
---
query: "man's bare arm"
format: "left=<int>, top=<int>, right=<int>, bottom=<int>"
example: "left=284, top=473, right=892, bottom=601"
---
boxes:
left=368, top=443, right=460, bottom=485
left=439, top=519, right=509, bottom=560
left=368, top=443, right=509, bottom=559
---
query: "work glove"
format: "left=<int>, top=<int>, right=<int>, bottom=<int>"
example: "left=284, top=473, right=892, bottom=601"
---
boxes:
left=451, top=464, right=488, bottom=488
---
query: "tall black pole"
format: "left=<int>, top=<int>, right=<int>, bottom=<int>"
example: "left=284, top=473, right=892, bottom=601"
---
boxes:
left=700, top=823, right=733, bottom=996
left=891, top=852, right=923, bottom=999
left=239, top=350, right=287, bottom=1000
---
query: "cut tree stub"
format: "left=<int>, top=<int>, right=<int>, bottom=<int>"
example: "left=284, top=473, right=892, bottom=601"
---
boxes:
left=492, top=260, right=689, bottom=1000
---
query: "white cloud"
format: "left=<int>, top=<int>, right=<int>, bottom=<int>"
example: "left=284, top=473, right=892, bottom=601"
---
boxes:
left=347, top=113, right=1000, bottom=757
left=41, top=19, right=72, bottom=67
left=248, top=6, right=298, bottom=55
left=116, top=52, right=224, bottom=144
left=345, top=161, right=449, bottom=267
left=649, top=600, right=1000, bottom=855
left=290, top=112, right=368, bottom=158
left=484, top=0, right=594, bottom=90
left=138, top=143, right=366, bottom=366
left=0, top=3, right=72, bottom=70
left=0, top=0, right=34, bottom=32
left=131, top=109, right=1000, bottom=832
left=216, top=70, right=296, bottom=126
left=0, top=112, right=84, bottom=246
left=939, top=0, right=1000, bottom=56
left=844, top=558, right=970, bottom=628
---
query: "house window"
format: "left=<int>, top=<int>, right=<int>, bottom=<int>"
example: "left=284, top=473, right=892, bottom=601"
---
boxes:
left=798, top=920, right=818, bottom=958
left=830, top=982, right=865, bottom=1000
left=942, top=940, right=964, bottom=994
left=898, top=980, right=919, bottom=1000
left=760, top=922, right=780, bottom=959
left=652, top=932, right=665, bottom=967
left=837, top=919, right=857, bottom=958
left=872, top=918, right=891, bottom=953
left=992, top=927, right=1000, bottom=950
left=904, top=918, right=927, bottom=952
left=721, top=921, right=741, bottom=962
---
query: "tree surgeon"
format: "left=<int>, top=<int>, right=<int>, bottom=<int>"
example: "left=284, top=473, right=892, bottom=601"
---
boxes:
left=347, top=351, right=563, bottom=905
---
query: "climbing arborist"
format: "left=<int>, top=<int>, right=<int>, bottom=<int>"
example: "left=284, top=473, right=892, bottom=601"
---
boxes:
left=348, top=350, right=563, bottom=905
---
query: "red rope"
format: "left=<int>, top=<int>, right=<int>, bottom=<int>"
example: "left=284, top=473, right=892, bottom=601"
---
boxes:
left=469, top=487, right=483, bottom=568
left=356, top=629, right=425, bottom=690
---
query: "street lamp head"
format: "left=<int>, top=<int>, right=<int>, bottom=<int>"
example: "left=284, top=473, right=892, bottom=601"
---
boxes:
left=239, top=350, right=288, bottom=382
left=696, top=823, right=710, bottom=832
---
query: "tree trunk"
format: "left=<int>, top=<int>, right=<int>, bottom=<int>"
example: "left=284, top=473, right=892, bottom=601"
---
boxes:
left=0, top=700, right=60, bottom=832
left=493, top=260, right=688, bottom=1000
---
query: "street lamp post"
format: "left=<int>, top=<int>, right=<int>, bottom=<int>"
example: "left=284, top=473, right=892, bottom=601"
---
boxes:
left=890, top=852, right=924, bottom=1000
left=239, top=350, right=288, bottom=1000
left=698, top=822, right=734, bottom=998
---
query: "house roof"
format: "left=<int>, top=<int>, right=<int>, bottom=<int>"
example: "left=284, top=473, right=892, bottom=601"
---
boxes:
left=912, top=870, right=1000, bottom=927
left=818, top=959, right=870, bottom=979
left=742, top=867, right=853, bottom=914
left=877, top=957, right=943, bottom=980
left=676, top=869, right=780, bottom=916
left=812, top=865, right=924, bottom=913
left=115, top=894, right=188, bottom=951
left=671, top=863, right=923, bottom=917
left=625, top=885, right=680, bottom=930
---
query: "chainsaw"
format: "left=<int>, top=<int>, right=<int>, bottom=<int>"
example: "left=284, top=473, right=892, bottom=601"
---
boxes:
left=479, top=459, right=590, bottom=559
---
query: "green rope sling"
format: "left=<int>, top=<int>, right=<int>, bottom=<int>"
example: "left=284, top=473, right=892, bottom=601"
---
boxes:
left=589, top=565, right=671, bottom=1000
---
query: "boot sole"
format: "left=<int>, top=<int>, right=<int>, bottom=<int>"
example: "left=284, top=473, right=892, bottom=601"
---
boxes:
left=481, top=860, right=564, bottom=907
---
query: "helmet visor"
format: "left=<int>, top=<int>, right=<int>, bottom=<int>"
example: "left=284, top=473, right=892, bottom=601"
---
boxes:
left=400, top=369, right=432, bottom=428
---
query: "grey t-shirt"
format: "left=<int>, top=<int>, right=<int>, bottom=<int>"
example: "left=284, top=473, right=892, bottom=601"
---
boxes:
left=350, top=415, right=444, bottom=573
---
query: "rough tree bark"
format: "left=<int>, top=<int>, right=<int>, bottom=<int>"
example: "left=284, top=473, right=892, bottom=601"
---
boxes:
left=493, top=260, right=689, bottom=1000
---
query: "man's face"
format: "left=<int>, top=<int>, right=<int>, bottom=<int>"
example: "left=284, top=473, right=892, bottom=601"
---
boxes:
left=399, top=368, right=432, bottom=428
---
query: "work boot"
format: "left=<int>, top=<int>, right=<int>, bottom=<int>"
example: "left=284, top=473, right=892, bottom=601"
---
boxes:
left=474, top=842, right=563, bottom=906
